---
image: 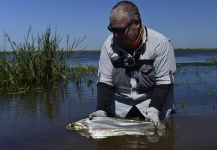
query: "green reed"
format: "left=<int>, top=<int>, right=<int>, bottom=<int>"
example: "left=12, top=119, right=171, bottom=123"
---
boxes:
left=0, top=27, right=97, bottom=94
left=68, top=63, right=98, bottom=87
left=205, top=56, right=217, bottom=65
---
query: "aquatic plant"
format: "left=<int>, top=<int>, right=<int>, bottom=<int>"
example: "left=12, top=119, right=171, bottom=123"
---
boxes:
left=208, top=90, right=215, bottom=96
left=177, top=102, right=187, bottom=109
left=205, top=56, right=217, bottom=65
left=0, top=27, right=97, bottom=94
left=68, top=63, right=98, bottom=88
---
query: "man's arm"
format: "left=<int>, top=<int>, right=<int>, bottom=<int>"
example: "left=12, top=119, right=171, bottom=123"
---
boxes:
left=149, top=84, right=172, bottom=111
left=97, top=82, right=115, bottom=116
left=151, top=39, right=176, bottom=110
left=146, top=39, right=176, bottom=124
left=89, top=36, right=115, bottom=119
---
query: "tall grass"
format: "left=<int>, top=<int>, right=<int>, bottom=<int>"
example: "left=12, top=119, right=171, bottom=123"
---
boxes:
left=0, top=27, right=97, bottom=94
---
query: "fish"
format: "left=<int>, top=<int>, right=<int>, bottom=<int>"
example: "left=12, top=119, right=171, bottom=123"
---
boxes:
left=66, top=117, right=167, bottom=139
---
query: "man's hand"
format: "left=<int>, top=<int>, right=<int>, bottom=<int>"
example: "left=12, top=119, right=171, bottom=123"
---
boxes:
left=146, top=107, right=159, bottom=126
left=88, top=110, right=107, bottom=120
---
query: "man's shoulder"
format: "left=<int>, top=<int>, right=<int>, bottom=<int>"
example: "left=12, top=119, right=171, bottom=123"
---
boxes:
left=146, top=27, right=169, bottom=42
left=104, top=34, right=113, bottom=46
left=100, top=34, right=115, bottom=56
left=102, top=34, right=124, bottom=55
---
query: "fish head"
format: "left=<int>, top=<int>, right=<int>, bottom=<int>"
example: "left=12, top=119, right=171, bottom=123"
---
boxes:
left=66, top=122, right=85, bottom=131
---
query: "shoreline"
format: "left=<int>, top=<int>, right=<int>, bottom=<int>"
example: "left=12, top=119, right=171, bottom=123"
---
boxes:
left=1, top=48, right=217, bottom=54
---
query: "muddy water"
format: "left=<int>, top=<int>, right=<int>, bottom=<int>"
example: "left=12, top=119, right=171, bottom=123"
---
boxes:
left=0, top=51, right=217, bottom=150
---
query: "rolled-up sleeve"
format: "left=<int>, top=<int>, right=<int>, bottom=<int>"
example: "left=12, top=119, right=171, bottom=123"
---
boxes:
left=97, top=36, right=114, bottom=86
left=153, top=39, right=176, bottom=85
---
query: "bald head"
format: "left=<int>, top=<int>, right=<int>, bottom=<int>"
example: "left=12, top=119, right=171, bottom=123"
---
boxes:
left=110, top=1, right=140, bottom=23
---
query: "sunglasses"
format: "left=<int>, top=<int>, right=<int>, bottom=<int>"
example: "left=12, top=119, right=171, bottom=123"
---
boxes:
left=107, top=19, right=135, bottom=34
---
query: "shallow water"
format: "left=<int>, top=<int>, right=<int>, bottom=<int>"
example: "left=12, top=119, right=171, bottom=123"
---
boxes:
left=0, top=50, right=217, bottom=150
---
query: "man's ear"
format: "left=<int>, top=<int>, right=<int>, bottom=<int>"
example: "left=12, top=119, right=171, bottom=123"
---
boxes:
left=134, top=17, right=141, bottom=27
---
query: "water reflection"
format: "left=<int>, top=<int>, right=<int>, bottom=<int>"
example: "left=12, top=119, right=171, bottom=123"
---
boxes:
left=97, top=118, right=175, bottom=150
left=0, top=81, right=91, bottom=123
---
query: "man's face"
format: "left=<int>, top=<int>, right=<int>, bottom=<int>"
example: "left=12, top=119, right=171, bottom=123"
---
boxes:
left=108, top=15, right=140, bottom=50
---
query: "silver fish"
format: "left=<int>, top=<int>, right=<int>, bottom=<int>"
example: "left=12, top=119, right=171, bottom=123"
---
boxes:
left=66, top=117, right=166, bottom=139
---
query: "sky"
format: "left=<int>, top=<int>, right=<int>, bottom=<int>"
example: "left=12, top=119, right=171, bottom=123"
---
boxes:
left=0, top=0, right=217, bottom=50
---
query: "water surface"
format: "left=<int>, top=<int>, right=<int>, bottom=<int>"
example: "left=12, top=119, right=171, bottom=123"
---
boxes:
left=0, top=50, right=217, bottom=150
